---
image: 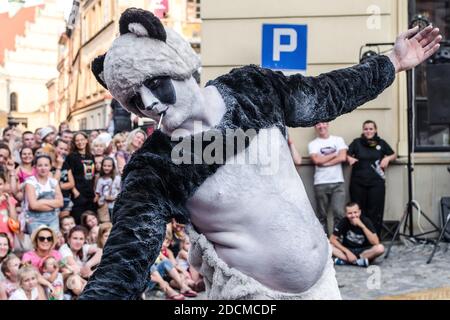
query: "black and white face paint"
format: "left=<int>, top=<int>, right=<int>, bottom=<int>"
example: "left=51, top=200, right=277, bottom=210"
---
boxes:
left=136, top=76, right=176, bottom=118
left=128, top=76, right=201, bottom=134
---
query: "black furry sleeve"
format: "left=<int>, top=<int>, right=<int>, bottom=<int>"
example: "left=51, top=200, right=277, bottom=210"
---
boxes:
left=79, top=134, right=189, bottom=300
left=270, top=55, right=396, bottom=127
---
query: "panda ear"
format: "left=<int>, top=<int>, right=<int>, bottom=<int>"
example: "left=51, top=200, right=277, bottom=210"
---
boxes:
left=119, top=7, right=166, bottom=42
left=91, top=54, right=108, bottom=90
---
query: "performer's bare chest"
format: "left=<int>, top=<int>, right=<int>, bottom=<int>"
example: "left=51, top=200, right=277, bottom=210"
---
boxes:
left=186, top=127, right=329, bottom=293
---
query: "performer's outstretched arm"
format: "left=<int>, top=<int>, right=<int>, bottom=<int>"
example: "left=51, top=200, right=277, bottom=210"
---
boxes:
left=280, top=54, right=395, bottom=127
left=279, top=25, right=441, bottom=127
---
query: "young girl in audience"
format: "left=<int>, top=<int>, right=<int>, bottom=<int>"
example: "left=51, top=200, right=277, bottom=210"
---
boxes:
left=65, top=272, right=87, bottom=299
left=9, top=265, right=46, bottom=300
left=84, top=222, right=112, bottom=267
left=13, top=147, right=36, bottom=202
left=93, top=155, right=104, bottom=187
left=40, top=256, right=64, bottom=300
left=16, top=147, right=36, bottom=185
left=170, top=219, right=186, bottom=257
left=96, top=222, right=112, bottom=250
left=176, top=236, right=204, bottom=292
left=0, top=172, right=18, bottom=247
left=80, top=210, right=98, bottom=231
left=60, top=215, right=76, bottom=238
left=0, top=254, right=20, bottom=299
left=95, top=157, right=121, bottom=222
left=88, top=225, right=99, bottom=245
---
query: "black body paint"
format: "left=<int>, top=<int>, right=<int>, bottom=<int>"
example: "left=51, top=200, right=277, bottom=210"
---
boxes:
left=143, top=76, right=176, bottom=105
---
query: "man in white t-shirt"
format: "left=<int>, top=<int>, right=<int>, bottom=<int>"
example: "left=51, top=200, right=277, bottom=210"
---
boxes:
left=308, top=122, right=348, bottom=236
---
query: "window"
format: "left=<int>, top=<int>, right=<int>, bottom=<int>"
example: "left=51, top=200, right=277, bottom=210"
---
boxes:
left=80, top=118, right=87, bottom=130
left=98, top=112, right=102, bottom=128
left=195, top=0, right=201, bottom=19
left=10, top=92, right=17, bottom=112
left=103, top=0, right=111, bottom=26
left=187, top=0, right=201, bottom=20
left=413, top=0, right=450, bottom=151
left=82, top=15, right=88, bottom=43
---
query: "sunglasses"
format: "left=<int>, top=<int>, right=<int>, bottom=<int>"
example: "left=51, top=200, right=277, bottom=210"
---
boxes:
left=38, top=236, right=53, bottom=242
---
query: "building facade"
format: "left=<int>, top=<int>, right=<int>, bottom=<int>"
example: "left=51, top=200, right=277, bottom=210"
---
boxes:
left=201, top=0, right=450, bottom=235
left=57, top=0, right=201, bottom=131
left=0, top=0, right=65, bottom=131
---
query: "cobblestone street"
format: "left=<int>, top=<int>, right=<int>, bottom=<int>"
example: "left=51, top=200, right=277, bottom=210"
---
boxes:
left=337, top=241, right=450, bottom=300
left=146, top=242, right=450, bottom=300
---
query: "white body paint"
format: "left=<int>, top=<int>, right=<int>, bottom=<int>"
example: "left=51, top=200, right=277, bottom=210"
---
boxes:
left=187, top=127, right=329, bottom=293
left=140, top=78, right=330, bottom=293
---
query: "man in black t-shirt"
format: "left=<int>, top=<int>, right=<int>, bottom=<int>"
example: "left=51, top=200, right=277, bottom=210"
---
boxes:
left=330, top=202, right=385, bottom=267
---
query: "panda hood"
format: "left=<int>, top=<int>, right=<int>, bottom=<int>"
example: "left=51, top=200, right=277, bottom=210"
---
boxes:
left=92, top=8, right=201, bottom=116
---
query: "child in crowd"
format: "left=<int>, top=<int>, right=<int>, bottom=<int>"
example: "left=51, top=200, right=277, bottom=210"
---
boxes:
left=94, top=155, right=104, bottom=188
left=40, top=256, right=64, bottom=300
left=176, top=236, right=205, bottom=292
left=94, top=157, right=121, bottom=223
left=65, top=273, right=87, bottom=300
left=159, top=233, right=196, bottom=294
left=88, top=225, right=99, bottom=245
left=16, top=147, right=36, bottom=185
left=97, top=222, right=112, bottom=250
left=9, top=264, right=46, bottom=300
left=176, top=236, right=193, bottom=281
left=0, top=172, right=18, bottom=247
left=170, top=219, right=186, bottom=257
left=55, top=230, right=65, bottom=249
left=80, top=210, right=99, bottom=231
left=0, top=254, right=20, bottom=299
left=60, top=216, right=76, bottom=238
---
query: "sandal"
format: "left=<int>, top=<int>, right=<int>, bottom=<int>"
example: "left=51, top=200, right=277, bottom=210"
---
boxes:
left=163, top=284, right=185, bottom=300
left=181, top=289, right=198, bottom=297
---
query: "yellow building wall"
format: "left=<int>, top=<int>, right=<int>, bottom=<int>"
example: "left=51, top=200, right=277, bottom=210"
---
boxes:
left=201, top=0, right=449, bottom=235
left=202, top=0, right=405, bottom=157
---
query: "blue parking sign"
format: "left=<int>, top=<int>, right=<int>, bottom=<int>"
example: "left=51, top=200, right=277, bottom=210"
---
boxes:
left=262, top=24, right=308, bottom=71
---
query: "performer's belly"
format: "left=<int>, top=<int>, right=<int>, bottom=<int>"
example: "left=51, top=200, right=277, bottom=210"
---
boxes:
left=187, top=128, right=329, bottom=293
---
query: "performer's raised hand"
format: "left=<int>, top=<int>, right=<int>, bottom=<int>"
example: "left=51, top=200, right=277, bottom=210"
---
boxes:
left=388, top=24, right=442, bottom=73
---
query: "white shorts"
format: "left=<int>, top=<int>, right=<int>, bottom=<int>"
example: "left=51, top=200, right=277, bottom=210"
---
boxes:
left=187, top=226, right=341, bottom=300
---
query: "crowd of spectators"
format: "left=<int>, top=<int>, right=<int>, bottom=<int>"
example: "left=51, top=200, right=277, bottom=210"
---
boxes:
left=0, top=123, right=203, bottom=300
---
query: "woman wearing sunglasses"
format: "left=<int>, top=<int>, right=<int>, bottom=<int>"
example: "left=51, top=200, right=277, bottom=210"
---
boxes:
left=21, top=226, right=62, bottom=270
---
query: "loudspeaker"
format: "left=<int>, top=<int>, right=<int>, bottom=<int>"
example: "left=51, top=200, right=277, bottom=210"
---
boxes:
left=440, top=197, right=450, bottom=242
left=427, top=62, right=450, bottom=124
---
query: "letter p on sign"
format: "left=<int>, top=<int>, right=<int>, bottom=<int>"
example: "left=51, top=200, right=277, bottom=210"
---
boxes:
left=262, top=24, right=307, bottom=71
left=273, top=28, right=297, bottom=61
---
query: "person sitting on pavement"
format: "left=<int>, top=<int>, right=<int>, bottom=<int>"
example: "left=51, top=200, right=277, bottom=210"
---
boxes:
left=330, top=202, right=385, bottom=267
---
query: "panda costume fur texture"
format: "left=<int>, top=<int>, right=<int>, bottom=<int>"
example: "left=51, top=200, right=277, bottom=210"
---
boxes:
left=78, top=8, right=434, bottom=300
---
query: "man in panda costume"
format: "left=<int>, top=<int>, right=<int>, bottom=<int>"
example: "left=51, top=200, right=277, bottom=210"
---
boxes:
left=80, top=8, right=441, bottom=299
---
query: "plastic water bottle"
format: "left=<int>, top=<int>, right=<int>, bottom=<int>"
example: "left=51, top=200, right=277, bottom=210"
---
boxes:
left=371, top=160, right=385, bottom=180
